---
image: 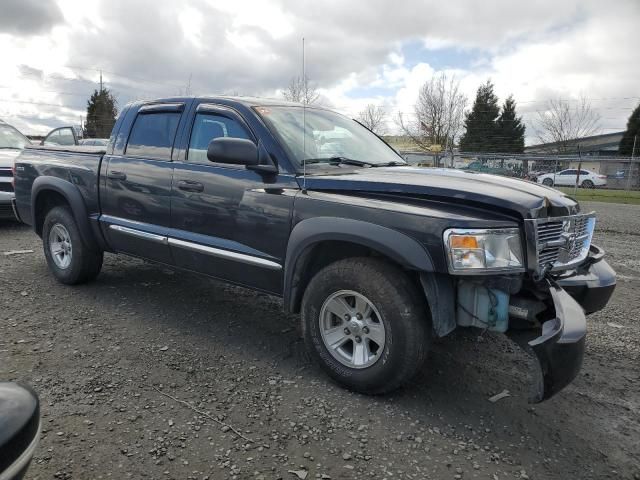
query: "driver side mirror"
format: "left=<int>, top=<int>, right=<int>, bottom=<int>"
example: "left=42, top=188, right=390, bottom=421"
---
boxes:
left=207, top=137, right=259, bottom=166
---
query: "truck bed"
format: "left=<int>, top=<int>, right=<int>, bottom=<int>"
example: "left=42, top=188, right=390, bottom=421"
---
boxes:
left=13, top=146, right=105, bottom=226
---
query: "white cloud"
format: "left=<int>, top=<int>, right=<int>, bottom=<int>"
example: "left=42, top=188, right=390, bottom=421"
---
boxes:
left=179, top=7, right=204, bottom=50
left=0, top=0, right=637, bottom=141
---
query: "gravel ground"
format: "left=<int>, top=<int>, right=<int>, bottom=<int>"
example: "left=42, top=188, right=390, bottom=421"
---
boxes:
left=1, top=201, right=638, bottom=480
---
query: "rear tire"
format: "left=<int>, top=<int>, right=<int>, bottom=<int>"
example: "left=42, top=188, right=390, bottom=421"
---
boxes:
left=581, top=179, right=594, bottom=189
left=42, top=206, right=103, bottom=285
left=301, top=257, right=430, bottom=394
left=542, top=178, right=554, bottom=186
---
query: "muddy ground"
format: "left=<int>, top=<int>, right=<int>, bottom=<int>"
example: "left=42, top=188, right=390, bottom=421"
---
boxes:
left=1, top=201, right=638, bottom=480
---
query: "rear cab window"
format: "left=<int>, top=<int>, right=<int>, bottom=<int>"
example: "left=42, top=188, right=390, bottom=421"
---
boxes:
left=126, top=111, right=181, bottom=160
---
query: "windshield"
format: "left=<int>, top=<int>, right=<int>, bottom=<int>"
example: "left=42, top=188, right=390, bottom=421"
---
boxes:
left=255, top=106, right=405, bottom=169
left=0, top=124, right=30, bottom=149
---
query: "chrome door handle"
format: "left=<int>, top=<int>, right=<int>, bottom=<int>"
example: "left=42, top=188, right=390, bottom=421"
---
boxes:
left=177, top=180, right=204, bottom=192
left=108, top=171, right=127, bottom=180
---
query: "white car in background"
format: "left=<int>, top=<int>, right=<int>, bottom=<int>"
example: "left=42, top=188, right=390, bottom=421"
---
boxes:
left=537, top=168, right=607, bottom=188
left=0, top=120, right=31, bottom=220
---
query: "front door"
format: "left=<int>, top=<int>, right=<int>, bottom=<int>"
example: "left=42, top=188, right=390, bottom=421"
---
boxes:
left=169, top=105, right=296, bottom=294
left=100, top=105, right=182, bottom=264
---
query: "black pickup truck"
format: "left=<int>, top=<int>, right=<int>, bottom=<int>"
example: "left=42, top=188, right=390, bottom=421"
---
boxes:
left=13, top=96, right=616, bottom=401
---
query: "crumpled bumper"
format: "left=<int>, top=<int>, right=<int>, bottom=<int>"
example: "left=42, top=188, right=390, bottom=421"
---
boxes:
left=555, top=245, right=616, bottom=314
left=527, top=285, right=587, bottom=402
left=511, top=245, right=615, bottom=402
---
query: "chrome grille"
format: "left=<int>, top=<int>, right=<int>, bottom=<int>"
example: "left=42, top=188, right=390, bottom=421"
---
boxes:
left=533, top=213, right=595, bottom=272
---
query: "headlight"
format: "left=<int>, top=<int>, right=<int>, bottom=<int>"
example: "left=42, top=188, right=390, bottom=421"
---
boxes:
left=443, top=228, right=524, bottom=273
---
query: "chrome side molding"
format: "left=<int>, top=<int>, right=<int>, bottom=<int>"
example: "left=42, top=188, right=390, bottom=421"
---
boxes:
left=108, top=223, right=281, bottom=270
left=167, top=238, right=282, bottom=270
left=109, top=224, right=168, bottom=244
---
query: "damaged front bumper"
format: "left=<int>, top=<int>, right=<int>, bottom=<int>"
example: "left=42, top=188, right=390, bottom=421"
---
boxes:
left=526, top=285, right=587, bottom=402
left=555, top=245, right=616, bottom=314
left=512, top=244, right=616, bottom=402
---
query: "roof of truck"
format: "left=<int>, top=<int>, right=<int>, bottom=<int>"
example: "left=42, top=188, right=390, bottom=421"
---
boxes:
left=136, top=96, right=330, bottom=109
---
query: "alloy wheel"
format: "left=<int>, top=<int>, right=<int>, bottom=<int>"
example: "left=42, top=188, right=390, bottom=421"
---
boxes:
left=48, top=223, right=73, bottom=269
left=319, top=290, right=386, bottom=369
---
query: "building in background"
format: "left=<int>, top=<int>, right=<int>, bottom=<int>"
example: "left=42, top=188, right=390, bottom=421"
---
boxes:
left=525, top=132, right=625, bottom=156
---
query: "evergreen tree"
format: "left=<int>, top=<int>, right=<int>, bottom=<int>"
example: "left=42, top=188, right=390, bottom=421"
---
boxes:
left=497, top=95, right=525, bottom=153
left=619, top=102, right=640, bottom=156
left=459, top=80, right=500, bottom=152
left=85, top=88, right=117, bottom=138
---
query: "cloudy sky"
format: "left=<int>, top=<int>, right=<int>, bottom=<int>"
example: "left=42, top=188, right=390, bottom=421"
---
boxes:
left=1, top=0, right=638, bottom=143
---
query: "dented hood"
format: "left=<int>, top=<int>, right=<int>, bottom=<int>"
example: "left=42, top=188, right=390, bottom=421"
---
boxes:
left=302, top=166, right=580, bottom=219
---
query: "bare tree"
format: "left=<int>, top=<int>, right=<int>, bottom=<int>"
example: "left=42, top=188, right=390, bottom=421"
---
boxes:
left=397, top=72, right=467, bottom=161
left=357, top=104, right=387, bottom=135
left=282, top=75, right=319, bottom=104
left=535, top=96, right=601, bottom=152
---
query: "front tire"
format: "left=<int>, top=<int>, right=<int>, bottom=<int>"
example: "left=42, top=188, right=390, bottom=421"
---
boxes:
left=301, top=257, right=430, bottom=394
left=542, top=178, right=554, bottom=186
left=42, top=206, right=103, bottom=285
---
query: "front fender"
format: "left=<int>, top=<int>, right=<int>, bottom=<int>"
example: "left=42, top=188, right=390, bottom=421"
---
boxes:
left=31, top=176, right=101, bottom=251
left=284, top=216, right=434, bottom=312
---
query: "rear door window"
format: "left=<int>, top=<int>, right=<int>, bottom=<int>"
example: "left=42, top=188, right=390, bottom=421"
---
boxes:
left=126, top=112, right=181, bottom=160
left=187, top=113, right=251, bottom=164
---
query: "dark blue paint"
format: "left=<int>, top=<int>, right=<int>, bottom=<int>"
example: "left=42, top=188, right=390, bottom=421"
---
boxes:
left=12, top=96, right=617, bottom=402
left=13, top=96, right=584, bottom=294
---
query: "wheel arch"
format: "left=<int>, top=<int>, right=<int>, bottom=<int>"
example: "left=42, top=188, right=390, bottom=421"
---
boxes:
left=283, top=217, right=435, bottom=314
left=32, top=177, right=100, bottom=251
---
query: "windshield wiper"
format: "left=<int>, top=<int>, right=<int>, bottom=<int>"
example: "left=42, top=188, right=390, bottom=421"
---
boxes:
left=302, top=156, right=375, bottom=167
left=371, top=161, right=407, bottom=167
left=302, top=157, right=408, bottom=168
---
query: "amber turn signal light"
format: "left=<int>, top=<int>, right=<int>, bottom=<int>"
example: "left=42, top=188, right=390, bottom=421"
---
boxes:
left=450, top=235, right=479, bottom=249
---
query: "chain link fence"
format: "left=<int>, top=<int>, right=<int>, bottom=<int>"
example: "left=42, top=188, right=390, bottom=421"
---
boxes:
left=400, top=151, right=640, bottom=196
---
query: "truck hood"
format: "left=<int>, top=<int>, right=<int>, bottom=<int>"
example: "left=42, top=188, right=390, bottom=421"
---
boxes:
left=302, top=166, right=579, bottom=219
left=0, top=149, right=20, bottom=168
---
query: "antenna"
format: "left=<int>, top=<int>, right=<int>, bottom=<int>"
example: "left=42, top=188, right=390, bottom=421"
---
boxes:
left=302, top=37, right=307, bottom=191
left=186, top=73, right=192, bottom=96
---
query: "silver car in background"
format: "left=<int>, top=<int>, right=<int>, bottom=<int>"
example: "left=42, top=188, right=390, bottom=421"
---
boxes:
left=0, top=120, right=31, bottom=220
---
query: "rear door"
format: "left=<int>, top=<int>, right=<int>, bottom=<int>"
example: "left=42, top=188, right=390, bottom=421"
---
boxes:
left=100, top=103, right=184, bottom=263
left=168, top=103, right=296, bottom=293
left=579, top=170, right=592, bottom=181
left=557, top=169, right=577, bottom=186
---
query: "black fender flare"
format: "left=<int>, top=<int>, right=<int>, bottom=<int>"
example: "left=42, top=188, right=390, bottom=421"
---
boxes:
left=31, top=176, right=99, bottom=251
left=283, top=217, right=435, bottom=312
